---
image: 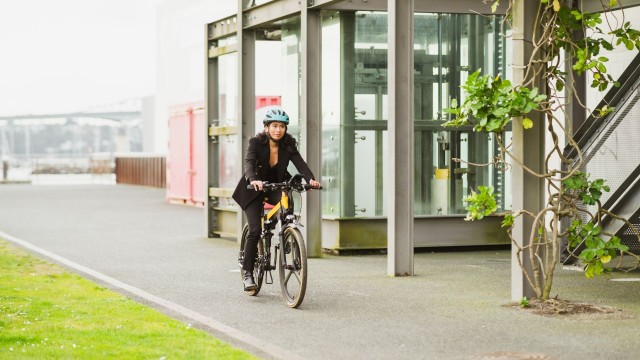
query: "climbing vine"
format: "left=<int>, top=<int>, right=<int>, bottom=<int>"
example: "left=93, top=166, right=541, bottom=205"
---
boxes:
left=445, top=0, right=640, bottom=299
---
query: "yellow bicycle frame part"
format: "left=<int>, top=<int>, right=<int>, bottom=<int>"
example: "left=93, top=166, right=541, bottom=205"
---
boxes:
left=265, top=191, right=288, bottom=221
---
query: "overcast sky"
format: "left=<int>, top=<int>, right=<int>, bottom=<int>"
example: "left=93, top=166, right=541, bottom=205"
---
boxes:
left=0, top=0, right=155, bottom=116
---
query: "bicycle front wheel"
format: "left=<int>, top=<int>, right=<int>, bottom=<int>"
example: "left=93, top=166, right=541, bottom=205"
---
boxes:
left=278, top=227, right=307, bottom=308
left=239, top=224, right=264, bottom=296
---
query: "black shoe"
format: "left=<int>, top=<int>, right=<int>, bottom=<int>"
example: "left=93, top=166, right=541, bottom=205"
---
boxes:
left=242, top=270, right=257, bottom=291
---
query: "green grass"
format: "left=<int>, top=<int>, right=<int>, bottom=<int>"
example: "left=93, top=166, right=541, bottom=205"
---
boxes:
left=0, top=240, right=256, bottom=359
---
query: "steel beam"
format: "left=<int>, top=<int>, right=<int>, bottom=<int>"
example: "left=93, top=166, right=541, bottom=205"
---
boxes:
left=510, top=0, right=544, bottom=301
left=300, top=6, right=324, bottom=258
left=209, top=15, right=238, bottom=40
left=308, top=0, right=343, bottom=8
left=208, top=43, right=238, bottom=59
left=243, top=0, right=301, bottom=29
left=211, top=0, right=511, bottom=38
left=387, top=0, right=414, bottom=277
left=324, top=0, right=508, bottom=14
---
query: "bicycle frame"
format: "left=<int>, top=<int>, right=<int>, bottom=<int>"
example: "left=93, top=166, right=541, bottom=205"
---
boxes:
left=260, top=188, right=296, bottom=282
left=240, top=175, right=320, bottom=307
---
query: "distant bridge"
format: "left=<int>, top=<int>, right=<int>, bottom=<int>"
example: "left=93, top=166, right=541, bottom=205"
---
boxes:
left=0, top=111, right=140, bottom=123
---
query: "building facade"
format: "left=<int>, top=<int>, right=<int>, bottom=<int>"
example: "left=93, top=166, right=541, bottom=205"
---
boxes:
left=205, top=0, right=513, bottom=257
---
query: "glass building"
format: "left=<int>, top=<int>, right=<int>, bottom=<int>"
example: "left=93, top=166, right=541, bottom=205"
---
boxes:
left=206, top=1, right=511, bottom=255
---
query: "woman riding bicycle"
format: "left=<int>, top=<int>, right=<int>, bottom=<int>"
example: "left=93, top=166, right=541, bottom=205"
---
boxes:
left=232, top=106, right=320, bottom=292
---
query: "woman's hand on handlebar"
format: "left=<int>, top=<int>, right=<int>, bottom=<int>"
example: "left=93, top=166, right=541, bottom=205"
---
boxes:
left=309, top=179, right=321, bottom=188
left=250, top=180, right=264, bottom=191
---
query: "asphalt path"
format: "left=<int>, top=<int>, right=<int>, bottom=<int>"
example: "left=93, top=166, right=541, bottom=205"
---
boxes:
left=1, top=184, right=639, bottom=360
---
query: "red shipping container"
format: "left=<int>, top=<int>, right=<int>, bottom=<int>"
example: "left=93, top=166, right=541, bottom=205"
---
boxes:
left=167, top=102, right=205, bottom=207
left=167, top=96, right=280, bottom=207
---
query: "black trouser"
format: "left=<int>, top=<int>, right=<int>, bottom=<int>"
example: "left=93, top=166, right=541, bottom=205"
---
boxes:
left=242, top=191, right=280, bottom=272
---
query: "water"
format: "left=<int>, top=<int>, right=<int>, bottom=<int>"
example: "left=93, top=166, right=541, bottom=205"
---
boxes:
left=2, top=155, right=116, bottom=185
left=2, top=168, right=115, bottom=185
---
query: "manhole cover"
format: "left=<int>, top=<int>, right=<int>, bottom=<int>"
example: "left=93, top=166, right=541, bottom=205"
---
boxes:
left=609, top=277, right=640, bottom=282
left=471, top=351, right=554, bottom=360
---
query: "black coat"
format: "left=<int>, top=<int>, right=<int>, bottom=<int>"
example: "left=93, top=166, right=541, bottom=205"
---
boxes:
left=232, top=134, right=316, bottom=210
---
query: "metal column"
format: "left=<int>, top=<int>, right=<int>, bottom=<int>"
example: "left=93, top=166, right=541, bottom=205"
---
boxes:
left=237, top=1, right=257, bottom=238
left=340, top=12, right=356, bottom=218
left=387, top=0, right=414, bottom=276
left=510, top=0, right=544, bottom=300
left=205, top=24, right=219, bottom=237
left=301, top=5, right=323, bottom=257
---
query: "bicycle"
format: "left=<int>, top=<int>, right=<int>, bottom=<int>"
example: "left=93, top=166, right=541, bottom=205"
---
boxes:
left=238, top=174, right=322, bottom=308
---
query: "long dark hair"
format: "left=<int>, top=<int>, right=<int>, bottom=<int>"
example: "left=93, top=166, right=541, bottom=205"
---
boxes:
left=256, top=131, right=299, bottom=153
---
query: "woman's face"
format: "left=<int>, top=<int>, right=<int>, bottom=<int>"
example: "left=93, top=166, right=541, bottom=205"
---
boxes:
left=266, top=121, right=286, bottom=141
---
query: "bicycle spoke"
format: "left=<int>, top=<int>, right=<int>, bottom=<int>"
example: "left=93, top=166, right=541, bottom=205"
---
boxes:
left=283, top=268, right=301, bottom=285
left=291, top=270, right=300, bottom=283
left=284, top=269, right=293, bottom=285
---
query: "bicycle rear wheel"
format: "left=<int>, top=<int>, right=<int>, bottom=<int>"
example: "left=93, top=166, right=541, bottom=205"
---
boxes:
left=239, top=224, right=264, bottom=296
left=278, top=227, right=307, bottom=308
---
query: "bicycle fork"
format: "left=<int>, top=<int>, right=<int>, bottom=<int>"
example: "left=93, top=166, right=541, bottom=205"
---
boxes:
left=262, top=234, right=276, bottom=285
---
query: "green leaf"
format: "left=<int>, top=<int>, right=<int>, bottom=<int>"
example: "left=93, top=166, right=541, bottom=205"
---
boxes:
left=610, top=0, right=617, bottom=8
left=585, top=264, right=595, bottom=278
left=501, top=214, right=514, bottom=228
left=522, top=118, right=533, bottom=130
left=626, top=39, right=634, bottom=50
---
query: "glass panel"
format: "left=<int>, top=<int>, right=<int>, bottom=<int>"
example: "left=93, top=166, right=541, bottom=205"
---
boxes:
left=353, top=130, right=375, bottom=217
left=322, top=11, right=389, bottom=217
left=217, top=52, right=238, bottom=126
left=320, top=11, right=508, bottom=218
left=216, top=47, right=239, bottom=193
left=281, top=17, right=302, bottom=183
left=352, top=12, right=389, bottom=218
left=321, top=13, right=342, bottom=217
left=322, top=14, right=342, bottom=127
left=281, top=19, right=300, bottom=129
left=255, top=40, right=282, bottom=134
left=413, top=13, right=509, bottom=215
left=322, top=126, right=341, bottom=216
left=219, top=134, right=239, bottom=190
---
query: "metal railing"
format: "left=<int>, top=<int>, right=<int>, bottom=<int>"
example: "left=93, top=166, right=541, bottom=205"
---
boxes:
left=563, top=52, right=640, bottom=257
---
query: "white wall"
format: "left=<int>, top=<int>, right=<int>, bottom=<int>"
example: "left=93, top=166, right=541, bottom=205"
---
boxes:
left=153, top=0, right=236, bottom=153
left=586, top=6, right=640, bottom=113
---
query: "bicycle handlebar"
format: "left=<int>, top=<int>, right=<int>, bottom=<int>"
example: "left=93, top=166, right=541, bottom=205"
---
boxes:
left=246, top=181, right=323, bottom=192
